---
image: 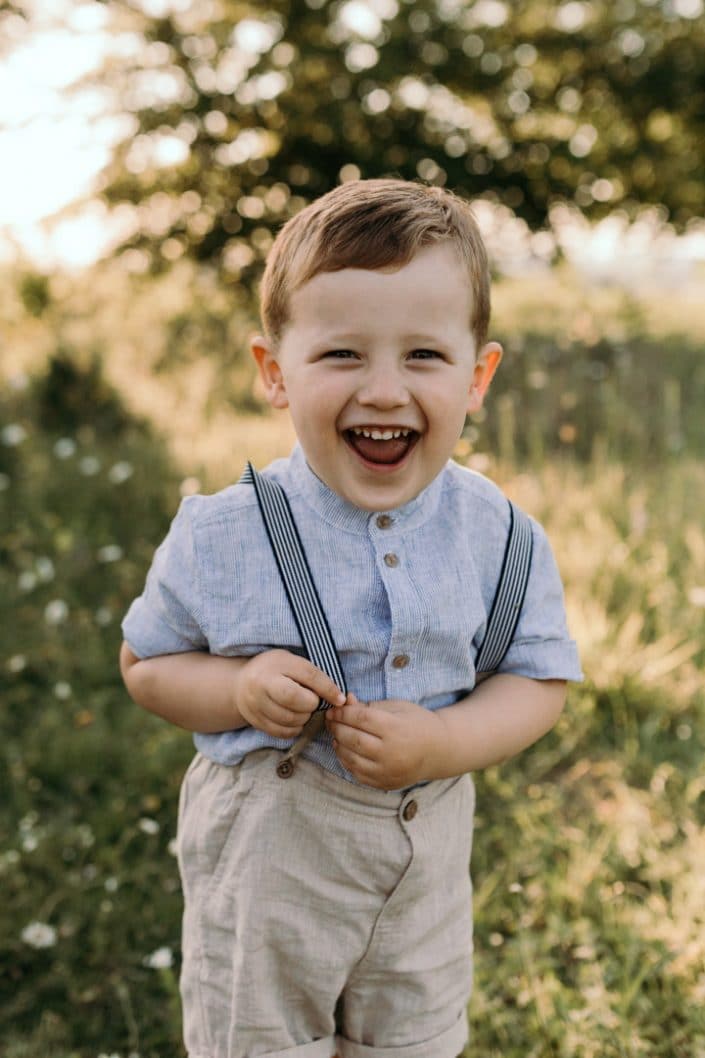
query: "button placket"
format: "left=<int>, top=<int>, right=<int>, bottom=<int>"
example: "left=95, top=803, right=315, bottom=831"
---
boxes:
left=371, top=516, right=416, bottom=689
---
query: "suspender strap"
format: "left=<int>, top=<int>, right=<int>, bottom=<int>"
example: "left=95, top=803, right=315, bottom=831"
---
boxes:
left=241, top=462, right=347, bottom=702
left=475, top=500, right=533, bottom=674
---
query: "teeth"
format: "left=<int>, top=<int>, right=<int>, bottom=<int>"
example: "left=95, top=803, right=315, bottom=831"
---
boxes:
left=350, top=427, right=412, bottom=440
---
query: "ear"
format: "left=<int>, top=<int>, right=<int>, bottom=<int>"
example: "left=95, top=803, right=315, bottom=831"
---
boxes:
left=467, top=340, right=502, bottom=414
left=251, top=335, right=289, bottom=410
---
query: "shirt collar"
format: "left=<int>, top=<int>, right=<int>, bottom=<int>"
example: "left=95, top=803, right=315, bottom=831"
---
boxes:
left=282, top=444, right=446, bottom=535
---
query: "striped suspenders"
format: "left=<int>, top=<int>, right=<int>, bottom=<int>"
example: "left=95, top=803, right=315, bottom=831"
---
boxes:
left=242, top=463, right=533, bottom=777
left=474, top=500, right=533, bottom=674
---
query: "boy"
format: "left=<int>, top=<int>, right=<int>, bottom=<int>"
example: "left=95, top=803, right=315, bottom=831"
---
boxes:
left=120, top=179, right=581, bottom=1058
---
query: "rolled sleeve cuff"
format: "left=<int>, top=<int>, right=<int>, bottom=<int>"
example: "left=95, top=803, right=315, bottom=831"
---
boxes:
left=499, top=636, right=583, bottom=682
left=121, top=597, right=204, bottom=659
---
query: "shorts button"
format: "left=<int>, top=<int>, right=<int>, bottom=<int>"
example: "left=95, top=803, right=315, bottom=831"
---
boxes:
left=376, top=514, right=393, bottom=529
left=402, top=800, right=418, bottom=822
left=392, top=654, right=409, bottom=669
left=384, top=553, right=399, bottom=567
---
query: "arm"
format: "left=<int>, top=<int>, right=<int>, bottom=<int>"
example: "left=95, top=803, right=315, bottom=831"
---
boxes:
left=120, top=642, right=346, bottom=737
left=326, top=674, right=566, bottom=790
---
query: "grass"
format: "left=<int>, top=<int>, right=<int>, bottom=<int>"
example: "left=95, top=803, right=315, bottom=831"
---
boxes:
left=1, top=273, right=704, bottom=1056
left=469, top=458, right=705, bottom=1058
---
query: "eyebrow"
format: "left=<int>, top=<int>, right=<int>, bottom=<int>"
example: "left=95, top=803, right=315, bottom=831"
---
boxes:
left=309, top=328, right=452, bottom=345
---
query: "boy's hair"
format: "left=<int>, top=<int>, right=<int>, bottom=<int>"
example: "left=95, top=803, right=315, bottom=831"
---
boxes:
left=260, top=179, right=491, bottom=348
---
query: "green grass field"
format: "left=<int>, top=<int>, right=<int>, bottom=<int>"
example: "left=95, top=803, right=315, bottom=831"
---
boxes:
left=1, top=267, right=704, bottom=1056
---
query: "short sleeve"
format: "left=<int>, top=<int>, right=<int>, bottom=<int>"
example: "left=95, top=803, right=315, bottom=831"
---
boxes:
left=497, top=518, right=582, bottom=681
left=122, top=498, right=208, bottom=658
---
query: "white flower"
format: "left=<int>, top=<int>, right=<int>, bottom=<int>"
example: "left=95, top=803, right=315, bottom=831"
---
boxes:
left=53, top=438, right=76, bottom=459
left=80, top=456, right=101, bottom=476
left=35, top=557, right=55, bottom=582
left=53, top=682, right=72, bottom=700
left=167, top=838, right=178, bottom=857
left=138, top=817, right=160, bottom=835
left=105, top=876, right=119, bottom=892
left=1, top=849, right=20, bottom=869
left=21, top=921, right=58, bottom=949
left=108, top=461, right=134, bottom=484
left=143, top=946, right=173, bottom=969
left=18, top=571, right=37, bottom=593
left=44, top=599, right=69, bottom=625
left=77, top=825, right=95, bottom=848
left=1, top=423, right=27, bottom=446
left=97, top=545, right=123, bottom=563
left=673, top=0, right=703, bottom=18
left=95, top=607, right=113, bottom=626
left=7, top=655, right=27, bottom=673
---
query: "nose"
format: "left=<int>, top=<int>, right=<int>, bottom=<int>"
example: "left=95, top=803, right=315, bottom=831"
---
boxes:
left=357, top=363, right=410, bottom=410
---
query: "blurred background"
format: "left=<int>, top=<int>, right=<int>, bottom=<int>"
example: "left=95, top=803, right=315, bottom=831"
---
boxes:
left=1, top=1, right=704, bottom=1055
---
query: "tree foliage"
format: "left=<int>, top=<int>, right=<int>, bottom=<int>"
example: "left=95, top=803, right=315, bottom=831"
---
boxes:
left=97, top=0, right=705, bottom=284
left=0, top=1, right=29, bottom=57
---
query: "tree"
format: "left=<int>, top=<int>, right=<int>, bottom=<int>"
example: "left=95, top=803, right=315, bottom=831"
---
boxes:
left=0, top=2, right=29, bottom=56
left=94, top=0, right=705, bottom=285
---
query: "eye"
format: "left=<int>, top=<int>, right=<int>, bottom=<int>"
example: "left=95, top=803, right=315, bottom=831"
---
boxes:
left=409, top=348, right=444, bottom=361
left=322, top=348, right=358, bottom=360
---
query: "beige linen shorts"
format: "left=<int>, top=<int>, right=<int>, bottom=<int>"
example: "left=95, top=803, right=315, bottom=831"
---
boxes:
left=177, top=749, right=475, bottom=1058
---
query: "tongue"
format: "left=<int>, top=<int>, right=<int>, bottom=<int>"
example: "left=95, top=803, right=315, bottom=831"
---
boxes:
left=349, top=435, right=411, bottom=465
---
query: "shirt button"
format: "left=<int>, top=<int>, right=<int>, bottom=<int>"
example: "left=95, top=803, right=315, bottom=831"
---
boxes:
left=376, top=514, right=393, bottom=529
left=384, top=553, right=399, bottom=567
left=392, top=654, right=410, bottom=669
left=402, top=800, right=418, bottom=822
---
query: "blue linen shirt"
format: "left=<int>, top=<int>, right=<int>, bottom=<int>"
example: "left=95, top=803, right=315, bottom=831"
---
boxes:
left=122, top=445, right=582, bottom=781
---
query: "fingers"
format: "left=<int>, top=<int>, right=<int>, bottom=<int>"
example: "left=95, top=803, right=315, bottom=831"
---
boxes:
left=271, top=675, right=321, bottom=716
left=284, top=655, right=346, bottom=709
left=330, top=740, right=394, bottom=790
left=239, top=651, right=346, bottom=735
left=255, top=694, right=319, bottom=739
left=334, top=750, right=382, bottom=787
left=331, top=723, right=380, bottom=760
left=328, top=696, right=384, bottom=776
left=327, top=696, right=385, bottom=737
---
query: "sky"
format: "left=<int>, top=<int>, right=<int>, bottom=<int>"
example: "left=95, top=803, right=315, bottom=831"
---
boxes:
left=0, top=1, right=133, bottom=268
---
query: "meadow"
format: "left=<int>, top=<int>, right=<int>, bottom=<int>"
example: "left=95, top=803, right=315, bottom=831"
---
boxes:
left=1, top=260, right=704, bottom=1057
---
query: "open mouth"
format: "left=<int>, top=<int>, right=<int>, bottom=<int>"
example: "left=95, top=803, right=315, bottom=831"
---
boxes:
left=344, top=427, right=420, bottom=466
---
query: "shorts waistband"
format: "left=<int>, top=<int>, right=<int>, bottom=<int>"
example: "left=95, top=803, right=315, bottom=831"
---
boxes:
left=238, top=747, right=467, bottom=815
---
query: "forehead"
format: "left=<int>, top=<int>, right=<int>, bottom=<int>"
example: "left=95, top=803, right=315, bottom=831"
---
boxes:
left=287, top=243, right=473, bottom=331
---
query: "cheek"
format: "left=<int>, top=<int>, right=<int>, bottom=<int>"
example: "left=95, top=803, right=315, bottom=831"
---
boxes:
left=426, top=382, right=472, bottom=421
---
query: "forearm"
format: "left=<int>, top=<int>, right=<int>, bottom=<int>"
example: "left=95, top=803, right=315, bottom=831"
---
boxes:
left=427, top=674, right=566, bottom=779
left=120, top=642, right=250, bottom=732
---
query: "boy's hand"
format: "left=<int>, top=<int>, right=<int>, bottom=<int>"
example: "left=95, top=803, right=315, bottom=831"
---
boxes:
left=326, top=695, right=445, bottom=790
left=235, top=650, right=346, bottom=739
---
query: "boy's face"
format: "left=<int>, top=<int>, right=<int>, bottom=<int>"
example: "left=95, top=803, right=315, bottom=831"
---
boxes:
left=252, top=242, right=501, bottom=512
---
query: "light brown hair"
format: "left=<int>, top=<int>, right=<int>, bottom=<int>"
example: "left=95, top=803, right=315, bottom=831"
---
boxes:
left=260, top=179, right=491, bottom=348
